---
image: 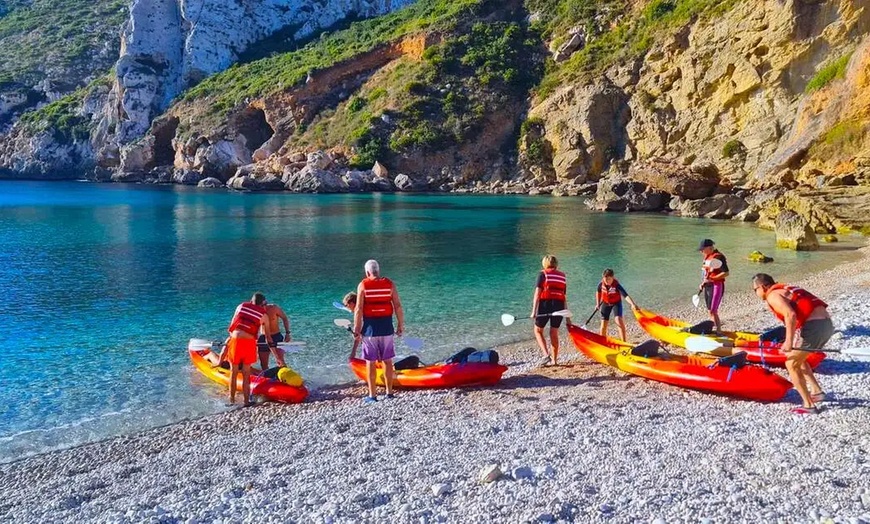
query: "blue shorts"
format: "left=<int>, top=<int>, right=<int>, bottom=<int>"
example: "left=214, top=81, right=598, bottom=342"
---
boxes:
left=600, top=301, right=623, bottom=320
left=362, top=336, right=395, bottom=362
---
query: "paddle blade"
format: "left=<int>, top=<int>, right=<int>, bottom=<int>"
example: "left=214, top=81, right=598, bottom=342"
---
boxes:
left=552, top=309, right=573, bottom=318
left=402, top=337, right=425, bottom=351
left=501, top=314, right=516, bottom=327
left=333, top=301, right=352, bottom=313
left=842, top=347, right=870, bottom=361
left=188, top=338, right=214, bottom=349
left=334, top=318, right=352, bottom=329
left=276, top=342, right=304, bottom=353
left=685, top=336, right=724, bottom=353
left=692, top=294, right=701, bottom=308
left=708, top=258, right=723, bottom=270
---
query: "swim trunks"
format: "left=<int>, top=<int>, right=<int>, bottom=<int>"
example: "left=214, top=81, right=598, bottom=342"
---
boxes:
left=361, top=335, right=396, bottom=362
left=797, top=318, right=834, bottom=350
left=703, top=281, right=725, bottom=313
left=257, top=332, right=284, bottom=351
left=226, top=337, right=257, bottom=366
left=600, top=301, right=624, bottom=320
left=535, top=299, right=566, bottom=328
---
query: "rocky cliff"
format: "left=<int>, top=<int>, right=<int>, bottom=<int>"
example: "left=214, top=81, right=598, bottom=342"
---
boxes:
left=1, top=0, right=869, bottom=234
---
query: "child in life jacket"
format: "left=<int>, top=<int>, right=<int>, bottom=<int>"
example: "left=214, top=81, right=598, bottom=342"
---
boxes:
left=596, top=269, right=639, bottom=342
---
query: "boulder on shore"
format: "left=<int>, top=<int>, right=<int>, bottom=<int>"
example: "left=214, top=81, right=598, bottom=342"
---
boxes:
left=775, top=210, right=819, bottom=251
left=747, top=250, right=774, bottom=263
left=587, top=176, right=669, bottom=212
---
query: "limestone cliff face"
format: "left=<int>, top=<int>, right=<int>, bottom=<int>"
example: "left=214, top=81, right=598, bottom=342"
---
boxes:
left=530, top=0, right=870, bottom=230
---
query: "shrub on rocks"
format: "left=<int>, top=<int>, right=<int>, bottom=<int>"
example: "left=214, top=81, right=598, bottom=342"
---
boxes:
left=747, top=250, right=774, bottom=263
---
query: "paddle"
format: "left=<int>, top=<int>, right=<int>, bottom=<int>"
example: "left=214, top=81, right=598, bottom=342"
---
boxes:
left=500, top=309, right=573, bottom=327
left=187, top=338, right=305, bottom=353
left=332, top=319, right=424, bottom=351
left=582, top=305, right=601, bottom=328
left=333, top=301, right=352, bottom=313
left=685, top=336, right=870, bottom=361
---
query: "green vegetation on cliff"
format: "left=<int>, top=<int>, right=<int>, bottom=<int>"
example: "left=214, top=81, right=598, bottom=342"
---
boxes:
left=805, top=52, right=853, bottom=93
left=19, top=75, right=110, bottom=141
left=183, top=0, right=484, bottom=118
left=0, top=0, right=126, bottom=87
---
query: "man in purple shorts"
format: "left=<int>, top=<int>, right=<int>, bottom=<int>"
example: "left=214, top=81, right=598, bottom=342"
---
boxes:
left=698, top=239, right=729, bottom=333
left=353, top=259, right=405, bottom=404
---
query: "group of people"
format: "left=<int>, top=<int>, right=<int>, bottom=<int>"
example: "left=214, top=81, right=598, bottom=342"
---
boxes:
left=217, top=238, right=835, bottom=414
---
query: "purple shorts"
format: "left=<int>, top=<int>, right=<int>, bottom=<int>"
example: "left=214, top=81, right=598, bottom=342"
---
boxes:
left=704, top=282, right=725, bottom=313
left=361, top=336, right=395, bottom=362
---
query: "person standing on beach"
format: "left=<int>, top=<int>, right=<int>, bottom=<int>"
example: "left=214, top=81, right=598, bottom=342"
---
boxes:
left=219, top=292, right=275, bottom=406
left=532, top=255, right=569, bottom=366
left=257, top=300, right=291, bottom=369
left=698, top=239, right=729, bottom=332
left=596, top=269, right=639, bottom=342
left=353, top=260, right=405, bottom=403
left=752, top=274, right=831, bottom=414
left=343, top=292, right=361, bottom=360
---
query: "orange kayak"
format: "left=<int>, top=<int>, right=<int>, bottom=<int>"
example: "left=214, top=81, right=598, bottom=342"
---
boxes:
left=633, top=308, right=825, bottom=368
left=189, top=347, right=308, bottom=403
left=568, top=325, right=792, bottom=401
left=349, top=358, right=507, bottom=389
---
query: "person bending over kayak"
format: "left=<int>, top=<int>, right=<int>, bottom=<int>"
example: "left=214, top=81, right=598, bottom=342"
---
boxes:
left=698, top=239, right=729, bottom=333
left=532, top=255, right=570, bottom=367
left=257, top=299, right=291, bottom=369
left=343, top=292, right=361, bottom=360
left=218, top=292, right=276, bottom=406
left=353, top=260, right=405, bottom=404
left=596, top=268, right=639, bottom=342
left=752, top=273, right=831, bottom=414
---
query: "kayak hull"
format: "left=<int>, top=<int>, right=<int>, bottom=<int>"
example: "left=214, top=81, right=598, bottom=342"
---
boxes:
left=349, top=358, right=507, bottom=389
left=633, top=308, right=825, bottom=368
left=189, top=347, right=308, bottom=404
left=568, top=325, right=792, bottom=401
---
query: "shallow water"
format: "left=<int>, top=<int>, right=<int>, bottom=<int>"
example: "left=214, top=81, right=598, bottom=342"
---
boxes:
left=0, top=181, right=861, bottom=462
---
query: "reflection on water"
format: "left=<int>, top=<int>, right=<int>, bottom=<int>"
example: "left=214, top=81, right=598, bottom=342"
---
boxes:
left=0, top=181, right=862, bottom=462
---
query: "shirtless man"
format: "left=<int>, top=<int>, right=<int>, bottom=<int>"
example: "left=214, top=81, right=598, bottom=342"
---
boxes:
left=257, top=300, right=291, bottom=369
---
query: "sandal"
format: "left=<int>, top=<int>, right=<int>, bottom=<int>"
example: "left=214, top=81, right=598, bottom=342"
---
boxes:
left=789, top=406, right=820, bottom=415
left=811, top=392, right=826, bottom=403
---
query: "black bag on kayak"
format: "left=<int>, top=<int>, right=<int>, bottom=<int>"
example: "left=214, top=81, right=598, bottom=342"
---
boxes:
left=630, top=340, right=660, bottom=358
left=684, top=320, right=715, bottom=335
left=445, top=347, right=477, bottom=364
left=716, top=351, right=747, bottom=369
left=760, top=326, right=786, bottom=343
left=394, top=355, right=421, bottom=370
left=261, top=366, right=281, bottom=379
left=467, top=350, right=499, bottom=364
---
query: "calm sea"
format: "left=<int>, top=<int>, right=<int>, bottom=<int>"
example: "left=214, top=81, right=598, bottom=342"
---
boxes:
left=0, top=181, right=860, bottom=461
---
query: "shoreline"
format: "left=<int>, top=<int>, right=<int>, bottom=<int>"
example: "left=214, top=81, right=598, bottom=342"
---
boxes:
left=2, top=248, right=869, bottom=522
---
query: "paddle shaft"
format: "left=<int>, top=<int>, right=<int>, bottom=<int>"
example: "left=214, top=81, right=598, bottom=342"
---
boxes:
left=583, top=305, right=601, bottom=326
left=706, top=339, right=859, bottom=355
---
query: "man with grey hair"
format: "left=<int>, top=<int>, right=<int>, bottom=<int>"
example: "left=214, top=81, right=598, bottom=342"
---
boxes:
left=353, top=259, right=405, bottom=403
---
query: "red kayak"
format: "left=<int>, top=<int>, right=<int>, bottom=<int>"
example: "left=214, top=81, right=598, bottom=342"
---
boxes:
left=568, top=325, right=792, bottom=402
left=349, top=358, right=507, bottom=388
left=189, top=346, right=308, bottom=403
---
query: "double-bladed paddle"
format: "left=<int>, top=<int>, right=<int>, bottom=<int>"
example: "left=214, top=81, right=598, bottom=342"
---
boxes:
left=684, top=336, right=870, bottom=361
left=187, top=338, right=306, bottom=353
left=332, top=319, right=424, bottom=351
left=500, top=309, right=573, bottom=327
left=582, top=305, right=601, bottom=328
left=333, top=301, right=352, bottom=313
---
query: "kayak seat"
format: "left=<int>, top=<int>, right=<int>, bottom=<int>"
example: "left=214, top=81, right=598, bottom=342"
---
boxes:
left=716, top=351, right=747, bottom=369
left=630, top=340, right=661, bottom=358
left=760, top=326, right=786, bottom=343
left=682, top=320, right=715, bottom=335
left=394, top=355, right=422, bottom=370
left=445, top=347, right=477, bottom=364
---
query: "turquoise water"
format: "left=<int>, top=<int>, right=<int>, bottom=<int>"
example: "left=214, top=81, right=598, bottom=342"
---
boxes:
left=0, top=181, right=861, bottom=461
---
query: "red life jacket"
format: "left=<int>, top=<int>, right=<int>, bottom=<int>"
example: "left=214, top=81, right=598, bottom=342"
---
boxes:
left=228, top=302, right=266, bottom=336
left=361, top=277, right=394, bottom=318
left=597, top=279, right=622, bottom=305
left=765, top=283, right=828, bottom=329
left=540, top=269, right=567, bottom=301
left=703, top=250, right=727, bottom=280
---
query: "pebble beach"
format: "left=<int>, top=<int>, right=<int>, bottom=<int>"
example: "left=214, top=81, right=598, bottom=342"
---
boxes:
left=2, top=248, right=870, bottom=524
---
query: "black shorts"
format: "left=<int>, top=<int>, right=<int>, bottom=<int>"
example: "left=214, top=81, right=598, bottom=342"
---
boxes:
left=257, top=332, right=284, bottom=351
left=798, top=318, right=834, bottom=350
left=600, top=301, right=623, bottom=320
left=535, top=299, right=566, bottom=328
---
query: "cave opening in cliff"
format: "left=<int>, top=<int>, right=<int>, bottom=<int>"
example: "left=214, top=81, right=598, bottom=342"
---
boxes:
left=235, top=107, right=274, bottom=151
left=153, top=116, right=179, bottom=166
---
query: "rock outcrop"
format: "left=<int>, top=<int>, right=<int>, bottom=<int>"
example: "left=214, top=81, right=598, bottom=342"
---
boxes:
left=775, top=210, right=820, bottom=251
